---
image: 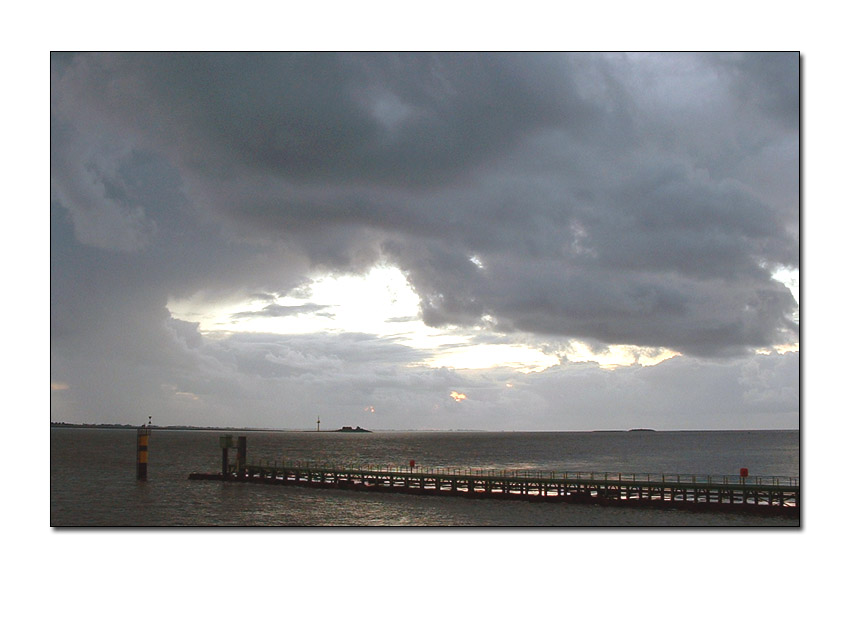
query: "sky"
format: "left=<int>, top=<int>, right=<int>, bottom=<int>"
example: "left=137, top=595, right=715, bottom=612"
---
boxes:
left=50, top=52, right=799, bottom=431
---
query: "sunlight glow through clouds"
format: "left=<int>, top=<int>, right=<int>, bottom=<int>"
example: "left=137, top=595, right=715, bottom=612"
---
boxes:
left=163, top=384, right=201, bottom=402
left=167, top=263, right=777, bottom=373
left=772, top=266, right=800, bottom=328
left=560, top=341, right=681, bottom=370
left=168, top=265, right=567, bottom=372
left=772, top=266, right=799, bottom=304
left=168, top=265, right=419, bottom=337
left=425, top=343, right=559, bottom=373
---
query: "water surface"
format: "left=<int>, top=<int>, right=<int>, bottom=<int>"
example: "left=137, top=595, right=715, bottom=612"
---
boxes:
left=50, top=428, right=799, bottom=527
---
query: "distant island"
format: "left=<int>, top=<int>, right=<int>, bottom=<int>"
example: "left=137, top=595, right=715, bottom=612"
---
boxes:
left=591, top=428, right=657, bottom=433
left=332, top=426, right=372, bottom=433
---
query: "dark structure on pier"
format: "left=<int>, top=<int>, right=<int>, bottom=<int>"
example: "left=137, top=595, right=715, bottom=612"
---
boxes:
left=218, top=435, right=247, bottom=479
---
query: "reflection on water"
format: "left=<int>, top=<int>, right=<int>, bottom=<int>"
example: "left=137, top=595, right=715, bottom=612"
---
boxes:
left=51, top=428, right=799, bottom=527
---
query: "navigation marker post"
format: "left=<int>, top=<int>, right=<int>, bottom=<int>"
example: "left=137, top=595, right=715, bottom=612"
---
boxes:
left=136, top=416, right=152, bottom=480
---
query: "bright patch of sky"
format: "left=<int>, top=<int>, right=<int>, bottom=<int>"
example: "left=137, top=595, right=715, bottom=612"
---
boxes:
left=426, top=344, right=559, bottom=373
left=772, top=265, right=800, bottom=331
left=169, top=262, right=796, bottom=371
left=169, top=265, right=564, bottom=371
left=772, top=266, right=799, bottom=304
left=773, top=267, right=800, bottom=304
left=170, top=265, right=442, bottom=339
left=560, top=341, right=681, bottom=369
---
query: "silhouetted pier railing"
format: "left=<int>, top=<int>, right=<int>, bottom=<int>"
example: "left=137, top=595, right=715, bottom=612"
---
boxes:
left=189, top=457, right=799, bottom=517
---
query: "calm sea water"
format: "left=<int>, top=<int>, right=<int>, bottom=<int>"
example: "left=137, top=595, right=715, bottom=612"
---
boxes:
left=50, top=428, right=800, bottom=527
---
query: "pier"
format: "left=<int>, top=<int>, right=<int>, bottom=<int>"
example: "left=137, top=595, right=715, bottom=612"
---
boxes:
left=189, top=455, right=799, bottom=517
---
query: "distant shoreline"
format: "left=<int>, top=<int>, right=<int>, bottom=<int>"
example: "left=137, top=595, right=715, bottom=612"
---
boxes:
left=50, top=422, right=330, bottom=433
left=49, top=422, right=799, bottom=433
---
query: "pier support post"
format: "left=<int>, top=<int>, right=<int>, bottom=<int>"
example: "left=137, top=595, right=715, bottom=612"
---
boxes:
left=219, top=435, right=233, bottom=479
left=237, top=436, right=247, bottom=477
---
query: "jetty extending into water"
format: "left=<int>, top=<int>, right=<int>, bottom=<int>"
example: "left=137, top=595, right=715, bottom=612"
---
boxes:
left=188, top=437, right=799, bottom=517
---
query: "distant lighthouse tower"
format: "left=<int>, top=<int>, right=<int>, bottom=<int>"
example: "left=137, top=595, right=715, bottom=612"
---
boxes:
left=317, top=416, right=320, bottom=432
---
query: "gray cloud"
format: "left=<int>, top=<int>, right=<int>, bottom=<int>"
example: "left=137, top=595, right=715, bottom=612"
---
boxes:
left=50, top=306, right=799, bottom=430
left=232, top=302, right=333, bottom=319
left=50, top=52, right=799, bottom=428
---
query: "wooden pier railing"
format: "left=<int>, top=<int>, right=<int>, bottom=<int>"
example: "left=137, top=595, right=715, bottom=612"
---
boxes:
left=189, top=458, right=799, bottom=517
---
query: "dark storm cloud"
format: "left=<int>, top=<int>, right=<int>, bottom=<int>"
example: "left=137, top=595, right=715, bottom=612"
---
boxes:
left=51, top=52, right=798, bottom=376
left=710, top=52, right=800, bottom=129
left=110, top=52, right=595, bottom=187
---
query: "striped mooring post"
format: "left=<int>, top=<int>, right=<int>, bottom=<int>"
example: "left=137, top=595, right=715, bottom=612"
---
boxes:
left=136, top=417, right=152, bottom=480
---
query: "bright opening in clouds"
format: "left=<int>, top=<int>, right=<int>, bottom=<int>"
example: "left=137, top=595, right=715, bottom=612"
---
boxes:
left=51, top=52, right=799, bottom=431
left=168, top=265, right=419, bottom=337
left=168, top=264, right=565, bottom=372
left=450, top=391, right=467, bottom=403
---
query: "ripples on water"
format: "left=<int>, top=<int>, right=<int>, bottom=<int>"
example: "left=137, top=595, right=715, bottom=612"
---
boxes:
left=50, top=428, right=799, bottom=527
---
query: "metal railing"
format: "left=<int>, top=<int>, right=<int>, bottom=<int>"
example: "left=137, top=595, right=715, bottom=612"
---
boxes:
left=242, top=459, right=799, bottom=488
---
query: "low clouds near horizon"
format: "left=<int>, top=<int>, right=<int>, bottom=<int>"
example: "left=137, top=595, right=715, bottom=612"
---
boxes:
left=50, top=52, right=799, bottom=430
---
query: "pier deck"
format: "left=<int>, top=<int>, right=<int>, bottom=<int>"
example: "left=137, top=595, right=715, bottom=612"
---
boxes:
left=189, top=460, right=799, bottom=517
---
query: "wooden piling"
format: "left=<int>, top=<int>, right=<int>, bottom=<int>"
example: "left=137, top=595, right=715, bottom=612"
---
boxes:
left=219, top=435, right=233, bottom=478
left=236, top=436, right=247, bottom=477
